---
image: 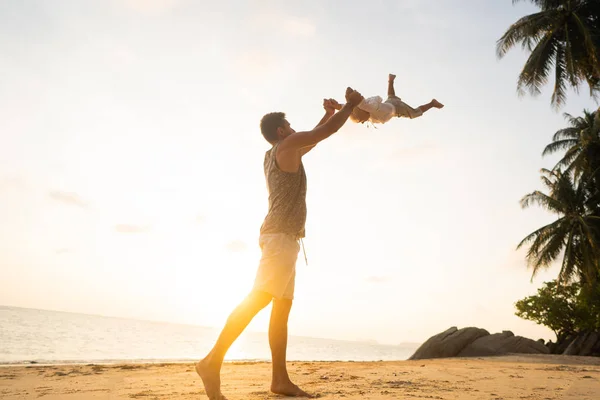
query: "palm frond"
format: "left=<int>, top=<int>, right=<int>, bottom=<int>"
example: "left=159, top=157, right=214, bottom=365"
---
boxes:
left=517, top=33, right=559, bottom=97
left=563, top=25, right=584, bottom=88
left=530, top=223, right=568, bottom=272
left=543, top=139, right=578, bottom=156
left=496, top=11, right=555, bottom=58
left=555, top=146, right=583, bottom=172
left=551, top=44, right=568, bottom=107
left=559, top=228, right=577, bottom=284
left=517, top=218, right=563, bottom=249
left=520, top=190, right=567, bottom=214
left=552, top=126, right=580, bottom=141
left=571, top=12, right=600, bottom=76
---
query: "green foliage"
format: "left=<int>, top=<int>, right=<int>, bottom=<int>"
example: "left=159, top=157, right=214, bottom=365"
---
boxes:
left=515, top=280, right=580, bottom=340
left=515, top=280, right=600, bottom=340
left=518, top=108, right=600, bottom=286
left=516, top=108, right=600, bottom=335
left=577, top=279, right=600, bottom=331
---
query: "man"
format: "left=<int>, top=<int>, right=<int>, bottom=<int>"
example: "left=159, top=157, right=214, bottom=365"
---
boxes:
left=334, top=74, right=444, bottom=124
left=195, top=87, right=365, bottom=400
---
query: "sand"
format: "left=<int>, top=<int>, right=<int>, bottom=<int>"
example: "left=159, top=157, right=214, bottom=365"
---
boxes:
left=1, top=354, right=599, bottom=399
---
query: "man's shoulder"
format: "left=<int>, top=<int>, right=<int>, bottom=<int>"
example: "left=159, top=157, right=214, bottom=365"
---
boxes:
left=265, top=143, right=278, bottom=156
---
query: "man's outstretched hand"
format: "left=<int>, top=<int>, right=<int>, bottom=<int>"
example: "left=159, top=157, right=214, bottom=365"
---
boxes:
left=323, top=98, right=336, bottom=115
left=345, top=87, right=364, bottom=107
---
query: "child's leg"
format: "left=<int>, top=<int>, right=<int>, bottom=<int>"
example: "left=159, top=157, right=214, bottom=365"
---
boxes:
left=396, top=99, right=444, bottom=119
left=387, top=74, right=397, bottom=97
left=416, top=99, right=444, bottom=114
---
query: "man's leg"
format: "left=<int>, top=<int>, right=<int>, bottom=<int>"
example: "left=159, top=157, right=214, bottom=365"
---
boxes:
left=196, top=290, right=273, bottom=400
left=269, top=298, right=311, bottom=397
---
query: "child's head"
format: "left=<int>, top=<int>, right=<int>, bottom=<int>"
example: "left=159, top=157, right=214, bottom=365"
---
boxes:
left=350, top=107, right=370, bottom=124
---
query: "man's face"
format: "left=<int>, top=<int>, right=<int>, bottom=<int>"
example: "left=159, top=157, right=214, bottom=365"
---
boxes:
left=277, top=120, right=295, bottom=139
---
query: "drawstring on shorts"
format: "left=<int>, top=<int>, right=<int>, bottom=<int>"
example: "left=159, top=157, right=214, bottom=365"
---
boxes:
left=300, top=237, right=308, bottom=266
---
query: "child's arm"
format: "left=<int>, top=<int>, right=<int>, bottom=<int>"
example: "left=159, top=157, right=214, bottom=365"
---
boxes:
left=331, top=96, right=381, bottom=112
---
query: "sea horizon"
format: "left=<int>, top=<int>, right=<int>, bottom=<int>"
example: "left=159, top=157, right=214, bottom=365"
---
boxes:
left=0, top=305, right=421, bottom=365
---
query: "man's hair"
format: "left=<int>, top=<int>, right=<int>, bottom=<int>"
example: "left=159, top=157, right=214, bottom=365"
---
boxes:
left=260, top=112, right=286, bottom=144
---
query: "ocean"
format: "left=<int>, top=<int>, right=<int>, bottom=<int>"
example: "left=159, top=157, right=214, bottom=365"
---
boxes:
left=0, top=306, right=419, bottom=365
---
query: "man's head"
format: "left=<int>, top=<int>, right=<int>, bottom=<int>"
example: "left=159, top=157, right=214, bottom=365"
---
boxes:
left=349, top=107, right=370, bottom=124
left=260, top=112, right=295, bottom=144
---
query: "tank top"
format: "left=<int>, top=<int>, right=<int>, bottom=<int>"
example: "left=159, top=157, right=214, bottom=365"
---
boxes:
left=259, top=142, right=307, bottom=238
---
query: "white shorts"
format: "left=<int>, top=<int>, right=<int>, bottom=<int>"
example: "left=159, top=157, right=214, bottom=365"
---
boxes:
left=252, top=233, right=300, bottom=300
left=386, top=96, right=423, bottom=119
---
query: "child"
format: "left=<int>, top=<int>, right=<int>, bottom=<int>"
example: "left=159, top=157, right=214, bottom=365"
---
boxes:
left=333, top=74, right=444, bottom=124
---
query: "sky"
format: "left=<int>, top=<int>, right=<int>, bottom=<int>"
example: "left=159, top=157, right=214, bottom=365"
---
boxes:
left=1, top=0, right=599, bottom=346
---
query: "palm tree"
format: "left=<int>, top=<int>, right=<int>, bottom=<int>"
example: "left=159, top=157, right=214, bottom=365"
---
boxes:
left=497, top=0, right=600, bottom=108
left=543, top=108, right=600, bottom=212
left=543, top=108, right=600, bottom=174
left=517, top=168, right=600, bottom=285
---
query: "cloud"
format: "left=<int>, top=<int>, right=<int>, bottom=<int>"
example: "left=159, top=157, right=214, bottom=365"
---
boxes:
left=386, top=144, right=440, bottom=161
left=226, top=240, right=247, bottom=253
left=249, top=11, right=317, bottom=38
left=0, top=177, right=25, bottom=192
left=121, top=0, right=180, bottom=15
left=48, top=191, right=89, bottom=208
left=283, top=17, right=317, bottom=37
left=365, top=276, right=392, bottom=284
left=235, top=50, right=277, bottom=81
left=115, top=224, right=151, bottom=234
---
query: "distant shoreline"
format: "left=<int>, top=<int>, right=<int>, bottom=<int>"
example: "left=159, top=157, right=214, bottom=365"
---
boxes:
left=0, top=304, right=420, bottom=347
left=3, top=353, right=599, bottom=368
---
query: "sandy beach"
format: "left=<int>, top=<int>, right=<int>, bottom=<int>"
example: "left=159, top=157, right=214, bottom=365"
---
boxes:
left=1, top=354, right=599, bottom=399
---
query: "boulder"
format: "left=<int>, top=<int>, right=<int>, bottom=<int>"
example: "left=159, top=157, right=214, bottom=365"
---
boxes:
left=408, top=327, right=489, bottom=360
left=563, top=332, right=600, bottom=357
left=409, top=327, right=550, bottom=360
left=547, top=334, right=577, bottom=354
left=457, top=330, right=549, bottom=357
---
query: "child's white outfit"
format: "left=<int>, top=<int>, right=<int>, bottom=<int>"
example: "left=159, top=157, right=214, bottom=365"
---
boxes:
left=358, top=95, right=423, bottom=124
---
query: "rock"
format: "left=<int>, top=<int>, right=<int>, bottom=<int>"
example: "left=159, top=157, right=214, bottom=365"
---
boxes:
left=548, top=334, right=577, bottom=354
left=457, top=331, right=549, bottom=357
left=563, top=332, right=600, bottom=357
left=409, top=327, right=550, bottom=360
left=408, top=327, right=489, bottom=360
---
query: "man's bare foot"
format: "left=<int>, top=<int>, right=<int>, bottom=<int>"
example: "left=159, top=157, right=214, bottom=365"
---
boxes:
left=196, top=359, right=227, bottom=400
left=388, top=73, right=396, bottom=81
left=431, top=99, right=444, bottom=108
left=271, top=381, right=313, bottom=398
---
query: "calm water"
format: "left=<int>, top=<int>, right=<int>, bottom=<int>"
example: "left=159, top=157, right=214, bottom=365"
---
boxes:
left=0, top=306, right=418, bottom=365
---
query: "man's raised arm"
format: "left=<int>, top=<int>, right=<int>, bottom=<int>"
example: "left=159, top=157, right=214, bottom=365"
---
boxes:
left=279, top=87, right=364, bottom=153
left=300, top=99, right=337, bottom=156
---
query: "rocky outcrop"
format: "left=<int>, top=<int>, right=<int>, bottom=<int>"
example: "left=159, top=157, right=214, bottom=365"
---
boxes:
left=545, top=332, right=600, bottom=356
left=409, top=327, right=549, bottom=360
left=563, top=332, right=600, bottom=357
left=546, top=334, right=576, bottom=355
left=409, top=327, right=489, bottom=360
left=457, top=331, right=549, bottom=357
